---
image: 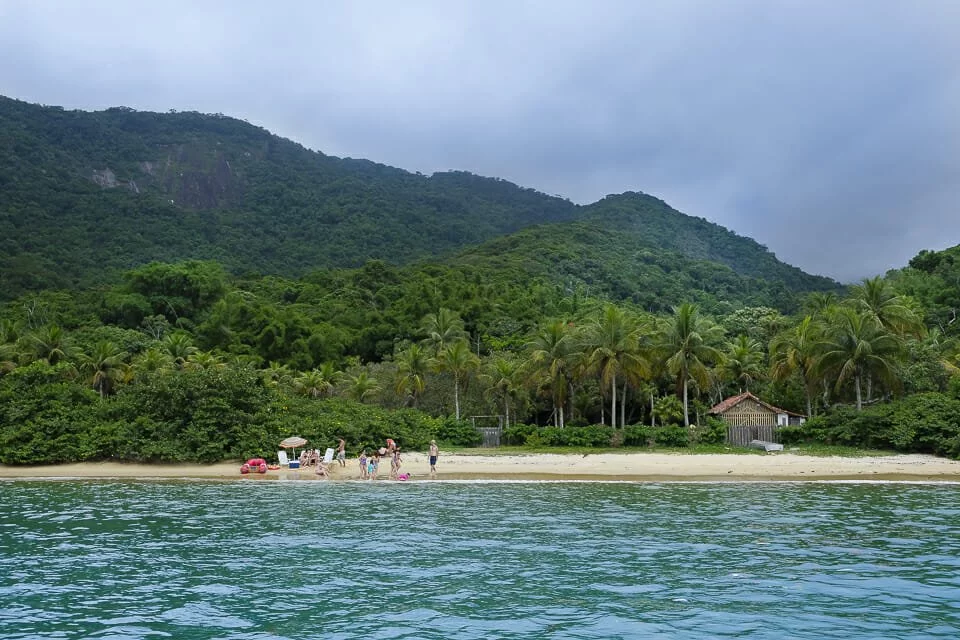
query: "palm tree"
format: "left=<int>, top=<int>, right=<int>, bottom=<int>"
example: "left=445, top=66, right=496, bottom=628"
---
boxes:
left=76, top=341, right=129, bottom=399
left=436, top=339, right=480, bottom=420
left=481, top=354, right=523, bottom=428
left=769, top=316, right=821, bottom=416
left=805, top=292, right=839, bottom=316
left=581, top=305, right=648, bottom=428
left=656, top=304, right=723, bottom=427
left=346, top=371, right=380, bottom=403
left=185, top=351, right=225, bottom=370
left=816, top=307, right=904, bottom=410
left=261, top=362, right=294, bottom=389
left=296, top=362, right=343, bottom=399
left=29, top=324, right=69, bottom=365
left=133, top=347, right=173, bottom=376
left=849, top=276, right=924, bottom=337
left=526, top=320, right=576, bottom=428
left=163, top=332, right=198, bottom=369
left=395, top=344, right=430, bottom=407
left=722, top=334, right=765, bottom=393
left=421, top=308, right=467, bottom=354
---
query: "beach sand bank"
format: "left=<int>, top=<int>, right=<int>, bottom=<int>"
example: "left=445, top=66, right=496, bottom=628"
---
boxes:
left=2, top=451, right=960, bottom=481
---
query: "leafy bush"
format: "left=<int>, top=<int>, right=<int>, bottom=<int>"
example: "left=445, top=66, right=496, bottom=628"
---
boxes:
left=653, top=425, right=690, bottom=448
left=691, top=417, right=727, bottom=445
left=434, top=418, right=482, bottom=447
left=534, top=425, right=614, bottom=447
left=503, top=423, right=538, bottom=446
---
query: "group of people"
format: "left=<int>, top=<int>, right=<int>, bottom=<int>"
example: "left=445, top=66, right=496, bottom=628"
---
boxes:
left=295, top=438, right=439, bottom=481
left=355, top=438, right=440, bottom=481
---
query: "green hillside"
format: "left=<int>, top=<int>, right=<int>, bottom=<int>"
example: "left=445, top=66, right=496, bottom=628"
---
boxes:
left=0, top=95, right=838, bottom=303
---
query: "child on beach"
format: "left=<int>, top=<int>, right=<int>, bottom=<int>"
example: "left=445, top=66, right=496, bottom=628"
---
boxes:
left=359, top=450, right=368, bottom=480
left=368, top=453, right=379, bottom=480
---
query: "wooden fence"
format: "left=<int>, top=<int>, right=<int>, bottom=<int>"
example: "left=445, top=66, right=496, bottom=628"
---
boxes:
left=726, top=424, right=780, bottom=447
left=471, top=415, right=504, bottom=448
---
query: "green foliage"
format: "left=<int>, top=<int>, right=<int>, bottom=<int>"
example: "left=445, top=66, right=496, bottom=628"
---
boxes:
left=791, top=394, right=960, bottom=458
left=434, top=418, right=483, bottom=447
left=621, top=424, right=690, bottom=448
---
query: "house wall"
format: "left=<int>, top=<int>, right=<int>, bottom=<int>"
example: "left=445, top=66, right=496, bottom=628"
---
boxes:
left=717, top=399, right=777, bottom=427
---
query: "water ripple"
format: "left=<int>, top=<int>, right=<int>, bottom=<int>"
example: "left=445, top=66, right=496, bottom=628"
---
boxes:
left=1, top=481, right=959, bottom=639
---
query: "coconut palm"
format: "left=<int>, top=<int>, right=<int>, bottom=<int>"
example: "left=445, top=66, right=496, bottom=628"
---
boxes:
left=526, top=320, right=576, bottom=428
left=481, top=353, right=523, bottom=428
left=163, top=332, right=198, bottom=369
left=769, top=316, right=821, bottom=416
left=421, top=308, right=467, bottom=354
left=804, top=292, right=839, bottom=316
left=133, top=347, right=173, bottom=376
left=261, top=361, right=294, bottom=389
left=294, top=362, right=342, bottom=399
left=816, top=307, right=904, bottom=410
left=29, top=324, right=69, bottom=365
left=436, top=339, right=480, bottom=420
left=849, top=276, right=924, bottom=337
left=346, top=371, right=380, bottom=403
left=656, top=303, right=723, bottom=427
left=76, top=341, right=129, bottom=399
left=722, top=334, right=765, bottom=393
left=395, top=344, right=430, bottom=407
left=185, top=351, right=225, bottom=370
left=581, top=305, right=649, bottom=428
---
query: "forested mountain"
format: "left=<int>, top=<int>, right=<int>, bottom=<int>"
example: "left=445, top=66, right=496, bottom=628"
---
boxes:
left=0, top=95, right=838, bottom=303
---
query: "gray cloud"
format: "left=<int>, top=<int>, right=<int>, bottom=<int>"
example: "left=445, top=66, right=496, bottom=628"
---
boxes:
left=2, top=0, right=958, bottom=281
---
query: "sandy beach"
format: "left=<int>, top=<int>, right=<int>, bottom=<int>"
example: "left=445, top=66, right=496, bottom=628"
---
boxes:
left=2, top=451, right=960, bottom=481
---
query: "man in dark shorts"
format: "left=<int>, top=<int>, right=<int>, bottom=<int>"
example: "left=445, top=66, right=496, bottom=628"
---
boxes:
left=429, top=440, right=439, bottom=475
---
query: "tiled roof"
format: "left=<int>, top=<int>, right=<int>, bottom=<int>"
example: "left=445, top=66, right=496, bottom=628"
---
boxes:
left=708, top=391, right=805, bottom=417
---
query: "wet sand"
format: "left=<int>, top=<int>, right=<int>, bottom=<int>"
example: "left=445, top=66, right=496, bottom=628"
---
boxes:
left=2, top=451, right=959, bottom=482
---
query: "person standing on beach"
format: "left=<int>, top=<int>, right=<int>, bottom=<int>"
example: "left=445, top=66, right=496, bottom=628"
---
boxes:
left=359, top=450, right=368, bottom=479
left=390, top=446, right=402, bottom=480
left=429, top=440, right=439, bottom=475
left=336, top=438, right=346, bottom=467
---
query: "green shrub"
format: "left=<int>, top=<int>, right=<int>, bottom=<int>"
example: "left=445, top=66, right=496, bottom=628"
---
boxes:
left=653, top=425, right=690, bottom=448
left=434, top=418, right=482, bottom=447
left=503, top=423, right=538, bottom=445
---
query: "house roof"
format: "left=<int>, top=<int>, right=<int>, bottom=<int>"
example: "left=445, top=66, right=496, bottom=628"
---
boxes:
left=708, top=391, right=805, bottom=417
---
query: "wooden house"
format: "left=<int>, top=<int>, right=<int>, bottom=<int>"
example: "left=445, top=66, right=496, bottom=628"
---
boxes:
left=708, top=391, right=806, bottom=446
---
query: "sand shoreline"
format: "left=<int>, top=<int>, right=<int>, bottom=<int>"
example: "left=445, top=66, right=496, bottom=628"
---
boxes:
left=2, top=451, right=960, bottom=482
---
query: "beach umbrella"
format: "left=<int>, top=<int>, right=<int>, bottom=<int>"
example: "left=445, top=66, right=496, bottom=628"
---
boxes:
left=280, top=436, right=308, bottom=462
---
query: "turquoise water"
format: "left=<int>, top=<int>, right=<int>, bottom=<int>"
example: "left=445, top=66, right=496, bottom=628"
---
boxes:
left=1, top=480, right=959, bottom=639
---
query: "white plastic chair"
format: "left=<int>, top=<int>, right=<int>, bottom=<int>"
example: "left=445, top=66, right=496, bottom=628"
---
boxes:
left=278, top=450, right=290, bottom=467
left=322, top=448, right=335, bottom=465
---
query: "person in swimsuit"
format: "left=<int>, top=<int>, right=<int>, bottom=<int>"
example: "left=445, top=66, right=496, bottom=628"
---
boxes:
left=358, top=450, right=368, bottom=479
left=391, top=447, right=402, bottom=480
left=429, top=440, right=439, bottom=475
left=369, top=453, right=379, bottom=480
left=336, top=438, right=346, bottom=467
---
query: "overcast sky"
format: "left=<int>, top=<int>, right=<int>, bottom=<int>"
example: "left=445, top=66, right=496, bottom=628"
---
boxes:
left=2, top=0, right=958, bottom=282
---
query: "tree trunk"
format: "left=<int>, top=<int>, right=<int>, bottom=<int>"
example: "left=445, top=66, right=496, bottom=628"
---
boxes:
left=504, top=398, right=510, bottom=429
left=621, top=379, right=627, bottom=428
left=805, top=391, right=812, bottom=419
left=454, top=374, right=461, bottom=420
left=600, top=398, right=605, bottom=426
left=650, top=391, right=656, bottom=427
left=559, top=404, right=565, bottom=429
left=855, top=373, right=862, bottom=411
left=610, top=372, right=617, bottom=429
left=683, top=377, right=690, bottom=427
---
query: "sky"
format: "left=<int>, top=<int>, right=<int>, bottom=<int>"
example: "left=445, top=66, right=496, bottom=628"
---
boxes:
left=1, top=0, right=958, bottom=282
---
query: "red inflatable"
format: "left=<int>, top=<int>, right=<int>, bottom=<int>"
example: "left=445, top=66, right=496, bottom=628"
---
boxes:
left=240, top=458, right=268, bottom=474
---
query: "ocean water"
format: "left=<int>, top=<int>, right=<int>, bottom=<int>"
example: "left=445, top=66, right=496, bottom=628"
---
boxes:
left=1, top=480, right=959, bottom=639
